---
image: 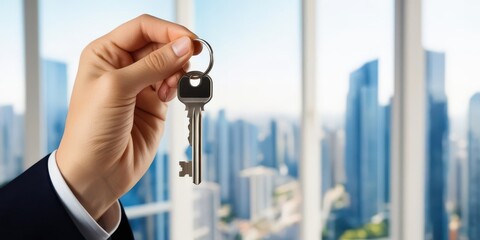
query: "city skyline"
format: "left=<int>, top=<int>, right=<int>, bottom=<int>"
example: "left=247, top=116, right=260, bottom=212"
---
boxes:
left=1, top=1, right=480, bottom=240
left=43, top=59, right=68, bottom=153
left=425, top=50, right=449, bottom=240
left=467, top=93, right=480, bottom=239
left=2, top=1, right=480, bottom=119
left=343, top=59, right=389, bottom=228
left=1, top=51, right=480, bottom=238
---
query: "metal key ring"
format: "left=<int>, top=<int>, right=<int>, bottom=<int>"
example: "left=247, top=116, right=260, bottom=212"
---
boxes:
left=191, top=38, right=214, bottom=79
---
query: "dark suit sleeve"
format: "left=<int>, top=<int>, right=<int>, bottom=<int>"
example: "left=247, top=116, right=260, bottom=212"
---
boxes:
left=0, top=154, right=134, bottom=240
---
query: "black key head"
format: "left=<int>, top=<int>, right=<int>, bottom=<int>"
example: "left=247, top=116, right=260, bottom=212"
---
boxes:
left=178, top=71, right=213, bottom=104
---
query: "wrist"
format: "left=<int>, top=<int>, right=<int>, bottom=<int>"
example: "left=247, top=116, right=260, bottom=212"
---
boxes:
left=56, top=147, right=119, bottom=220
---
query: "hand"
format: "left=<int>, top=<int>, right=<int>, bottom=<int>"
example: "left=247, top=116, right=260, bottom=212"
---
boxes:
left=56, top=14, right=200, bottom=220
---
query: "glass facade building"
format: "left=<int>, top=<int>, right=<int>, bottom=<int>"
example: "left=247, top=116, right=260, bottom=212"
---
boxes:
left=42, top=59, right=68, bottom=153
left=1, top=0, right=480, bottom=239
left=467, top=93, right=480, bottom=239
left=425, top=51, right=449, bottom=240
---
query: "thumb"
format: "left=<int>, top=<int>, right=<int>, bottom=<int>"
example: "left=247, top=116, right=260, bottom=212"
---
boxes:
left=117, top=36, right=193, bottom=94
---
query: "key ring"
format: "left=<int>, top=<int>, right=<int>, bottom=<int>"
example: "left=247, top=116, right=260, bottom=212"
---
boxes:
left=190, top=38, right=214, bottom=79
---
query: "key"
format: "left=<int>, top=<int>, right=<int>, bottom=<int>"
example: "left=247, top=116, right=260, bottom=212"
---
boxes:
left=178, top=71, right=213, bottom=185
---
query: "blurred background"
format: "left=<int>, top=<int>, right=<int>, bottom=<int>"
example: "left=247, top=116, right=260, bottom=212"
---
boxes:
left=1, top=0, right=479, bottom=239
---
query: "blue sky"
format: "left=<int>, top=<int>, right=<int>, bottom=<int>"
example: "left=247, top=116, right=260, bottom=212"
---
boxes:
left=0, top=0, right=479, bottom=121
left=193, top=0, right=301, bottom=118
left=424, top=0, right=480, bottom=119
left=0, top=0, right=24, bottom=112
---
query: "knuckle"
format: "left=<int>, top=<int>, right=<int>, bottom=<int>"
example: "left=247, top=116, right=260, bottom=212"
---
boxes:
left=81, top=39, right=103, bottom=59
left=138, top=14, right=153, bottom=21
left=80, top=42, right=96, bottom=58
left=177, top=25, right=189, bottom=33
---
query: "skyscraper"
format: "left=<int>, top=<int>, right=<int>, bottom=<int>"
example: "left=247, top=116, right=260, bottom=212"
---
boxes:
left=0, top=106, right=23, bottom=184
left=322, top=133, right=333, bottom=196
left=42, top=59, right=68, bottom=152
left=122, top=154, right=158, bottom=239
left=203, top=114, right=218, bottom=183
left=321, top=128, right=346, bottom=195
left=12, top=113, right=24, bottom=178
left=194, top=182, right=221, bottom=240
left=447, top=138, right=465, bottom=220
left=379, top=103, right=391, bottom=207
left=344, top=60, right=381, bottom=226
left=230, top=119, right=259, bottom=219
left=156, top=153, right=170, bottom=240
left=0, top=106, right=14, bottom=184
left=262, top=120, right=279, bottom=169
left=240, top=166, right=276, bottom=220
left=467, top=93, right=480, bottom=239
left=425, top=51, right=448, bottom=240
left=286, top=123, right=300, bottom=178
left=216, top=110, right=231, bottom=204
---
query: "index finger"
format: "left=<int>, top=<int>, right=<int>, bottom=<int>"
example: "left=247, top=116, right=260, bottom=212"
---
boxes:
left=104, top=14, right=202, bottom=54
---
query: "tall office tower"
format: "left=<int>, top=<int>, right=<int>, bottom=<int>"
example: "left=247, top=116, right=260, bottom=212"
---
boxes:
left=281, top=127, right=295, bottom=177
left=121, top=152, right=160, bottom=239
left=447, top=139, right=465, bottom=217
left=240, top=166, right=276, bottom=220
left=321, top=129, right=335, bottom=196
left=378, top=103, right=391, bottom=207
left=156, top=153, right=170, bottom=240
left=216, top=110, right=231, bottom=204
left=261, top=120, right=279, bottom=169
left=42, top=59, right=68, bottom=152
left=194, top=182, right=221, bottom=240
left=467, top=93, right=480, bottom=240
left=230, top=119, right=259, bottom=219
left=425, top=51, right=448, bottom=240
left=287, top=123, right=300, bottom=178
left=0, top=105, right=14, bottom=184
left=344, top=60, right=380, bottom=226
left=203, top=114, right=218, bottom=182
left=322, top=128, right=346, bottom=196
left=12, top=113, right=24, bottom=177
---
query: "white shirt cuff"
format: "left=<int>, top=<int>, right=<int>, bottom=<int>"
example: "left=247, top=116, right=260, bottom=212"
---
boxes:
left=48, top=150, right=121, bottom=240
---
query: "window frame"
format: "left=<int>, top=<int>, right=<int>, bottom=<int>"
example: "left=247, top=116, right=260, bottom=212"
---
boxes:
left=22, top=0, right=426, bottom=239
left=391, top=0, right=426, bottom=239
left=300, top=0, right=321, bottom=239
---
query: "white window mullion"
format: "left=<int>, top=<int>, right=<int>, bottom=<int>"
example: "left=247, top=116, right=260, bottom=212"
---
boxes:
left=23, top=0, right=44, bottom=169
left=125, top=202, right=171, bottom=219
left=169, top=1, right=195, bottom=240
left=391, top=0, right=426, bottom=239
left=300, top=0, right=321, bottom=239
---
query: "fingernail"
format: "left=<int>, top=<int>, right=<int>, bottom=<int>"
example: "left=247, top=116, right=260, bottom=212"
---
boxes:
left=172, top=36, right=191, bottom=57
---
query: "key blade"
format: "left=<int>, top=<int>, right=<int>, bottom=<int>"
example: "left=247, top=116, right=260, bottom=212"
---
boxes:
left=187, top=108, right=193, bottom=146
left=192, top=107, right=202, bottom=185
left=187, top=104, right=204, bottom=147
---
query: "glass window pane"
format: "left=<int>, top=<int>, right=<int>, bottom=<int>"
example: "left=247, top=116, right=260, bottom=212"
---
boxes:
left=0, top=1, right=25, bottom=185
left=423, top=0, right=480, bottom=239
left=128, top=213, right=169, bottom=240
left=193, top=0, right=302, bottom=238
left=39, top=0, right=175, bottom=152
left=39, top=1, right=174, bottom=238
left=317, top=1, right=394, bottom=239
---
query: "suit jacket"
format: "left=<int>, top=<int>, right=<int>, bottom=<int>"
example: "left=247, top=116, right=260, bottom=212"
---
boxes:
left=0, top=154, right=134, bottom=240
